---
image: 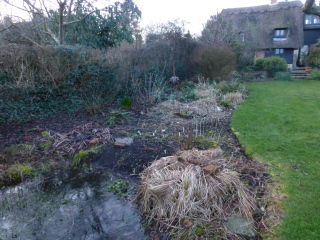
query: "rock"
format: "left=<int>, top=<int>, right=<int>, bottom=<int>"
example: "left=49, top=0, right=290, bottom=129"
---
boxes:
left=182, top=218, right=193, bottom=228
left=114, top=142, right=126, bottom=148
left=225, top=216, right=255, bottom=237
left=23, top=136, right=31, bottom=141
left=89, top=138, right=99, bottom=147
left=202, top=165, right=221, bottom=175
left=114, top=137, right=133, bottom=146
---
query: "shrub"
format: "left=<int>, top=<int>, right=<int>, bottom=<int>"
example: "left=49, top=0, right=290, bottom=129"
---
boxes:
left=306, top=69, right=320, bottom=80
left=306, top=45, right=320, bottom=68
left=274, top=72, right=293, bottom=81
left=193, top=44, right=237, bottom=82
left=121, top=96, right=133, bottom=108
left=0, top=44, right=119, bottom=123
left=260, top=57, right=287, bottom=78
left=232, top=42, right=254, bottom=70
left=255, top=58, right=264, bottom=71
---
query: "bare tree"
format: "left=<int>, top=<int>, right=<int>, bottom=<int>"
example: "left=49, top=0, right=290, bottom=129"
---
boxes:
left=1, top=0, right=140, bottom=45
left=200, top=13, right=238, bottom=46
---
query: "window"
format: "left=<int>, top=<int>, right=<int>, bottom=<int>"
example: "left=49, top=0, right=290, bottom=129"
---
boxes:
left=275, top=49, right=284, bottom=54
left=305, top=15, right=312, bottom=25
left=274, top=29, right=286, bottom=38
left=305, top=14, right=320, bottom=25
left=239, top=32, right=245, bottom=42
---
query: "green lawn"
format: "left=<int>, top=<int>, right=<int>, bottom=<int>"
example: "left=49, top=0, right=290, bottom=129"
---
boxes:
left=231, top=81, right=320, bottom=240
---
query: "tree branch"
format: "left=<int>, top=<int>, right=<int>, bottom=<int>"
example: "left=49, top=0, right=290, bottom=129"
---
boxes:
left=32, top=20, right=59, bottom=30
left=67, top=0, right=74, bottom=23
left=302, top=0, right=320, bottom=16
left=3, top=0, right=30, bottom=12
left=40, top=0, right=52, bottom=19
left=63, top=7, right=132, bottom=26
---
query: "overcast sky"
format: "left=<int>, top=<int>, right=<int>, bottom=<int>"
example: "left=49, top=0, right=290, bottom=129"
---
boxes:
left=135, top=0, right=307, bottom=35
left=0, top=0, right=308, bottom=36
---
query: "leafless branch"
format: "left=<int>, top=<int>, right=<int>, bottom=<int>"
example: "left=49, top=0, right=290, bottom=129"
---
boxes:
left=67, top=0, right=74, bottom=23
left=32, top=20, right=59, bottom=30
left=3, top=0, right=30, bottom=12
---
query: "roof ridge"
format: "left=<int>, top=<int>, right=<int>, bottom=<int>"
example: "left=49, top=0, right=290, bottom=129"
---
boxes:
left=221, top=1, right=303, bottom=15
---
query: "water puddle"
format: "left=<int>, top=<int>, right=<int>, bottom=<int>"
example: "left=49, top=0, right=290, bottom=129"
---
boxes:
left=0, top=170, right=145, bottom=240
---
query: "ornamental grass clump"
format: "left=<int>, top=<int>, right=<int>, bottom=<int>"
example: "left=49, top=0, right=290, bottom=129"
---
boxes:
left=136, top=148, right=255, bottom=227
left=222, top=92, right=244, bottom=107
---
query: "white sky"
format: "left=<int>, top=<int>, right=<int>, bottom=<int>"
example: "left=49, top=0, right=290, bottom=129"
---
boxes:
left=135, top=0, right=306, bottom=36
left=0, top=0, right=308, bottom=36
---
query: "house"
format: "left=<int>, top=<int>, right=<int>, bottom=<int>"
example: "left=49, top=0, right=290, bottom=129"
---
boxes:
left=220, top=0, right=320, bottom=69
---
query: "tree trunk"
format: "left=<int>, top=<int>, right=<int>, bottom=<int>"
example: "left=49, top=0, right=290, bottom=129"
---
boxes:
left=302, top=0, right=320, bottom=16
left=59, top=2, right=67, bottom=45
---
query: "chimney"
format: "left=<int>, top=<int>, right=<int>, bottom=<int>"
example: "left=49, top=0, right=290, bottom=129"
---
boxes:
left=271, top=0, right=277, bottom=4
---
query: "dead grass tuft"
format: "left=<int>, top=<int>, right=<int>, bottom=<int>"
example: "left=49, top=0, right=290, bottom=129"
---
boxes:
left=223, top=92, right=244, bottom=107
left=152, top=97, right=223, bottom=121
left=136, top=148, right=256, bottom=227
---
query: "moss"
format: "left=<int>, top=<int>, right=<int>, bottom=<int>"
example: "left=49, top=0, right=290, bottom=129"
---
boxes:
left=193, top=136, right=218, bottom=150
left=42, top=131, right=50, bottom=138
left=177, top=157, right=185, bottom=163
left=71, top=147, right=100, bottom=167
left=2, top=147, right=18, bottom=160
left=193, top=224, right=205, bottom=236
left=3, top=164, right=35, bottom=184
left=244, top=146, right=254, bottom=160
left=17, top=144, right=35, bottom=154
left=40, top=141, right=53, bottom=151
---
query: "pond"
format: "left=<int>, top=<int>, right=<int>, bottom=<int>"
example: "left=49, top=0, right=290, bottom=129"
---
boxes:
left=0, top=170, right=145, bottom=240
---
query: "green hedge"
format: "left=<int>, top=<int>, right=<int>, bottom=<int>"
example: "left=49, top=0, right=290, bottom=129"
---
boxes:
left=255, top=57, right=287, bottom=78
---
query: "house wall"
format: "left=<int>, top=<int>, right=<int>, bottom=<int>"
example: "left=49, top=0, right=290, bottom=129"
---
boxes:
left=265, top=48, right=294, bottom=64
left=254, top=51, right=265, bottom=63
left=303, top=29, right=320, bottom=46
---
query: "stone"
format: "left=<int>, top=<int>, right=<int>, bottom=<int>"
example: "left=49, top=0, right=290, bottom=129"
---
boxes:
left=23, top=136, right=31, bottom=141
left=114, top=137, right=133, bottom=146
left=114, top=142, right=126, bottom=148
left=225, top=216, right=255, bottom=237
left=89, top=138, right=99, bottom=147
left=202, top=165, right=221, bottom=175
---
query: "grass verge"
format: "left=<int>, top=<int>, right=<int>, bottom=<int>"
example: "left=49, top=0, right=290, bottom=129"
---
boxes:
left=231, top=80, right=320, bottom=239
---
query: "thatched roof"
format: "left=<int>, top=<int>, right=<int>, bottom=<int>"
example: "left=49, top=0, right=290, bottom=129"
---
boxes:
left=221, top=1, right=304, bottom=49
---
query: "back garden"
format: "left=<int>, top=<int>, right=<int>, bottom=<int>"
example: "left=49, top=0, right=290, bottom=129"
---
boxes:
left=1, top=2, right=320, bottom=239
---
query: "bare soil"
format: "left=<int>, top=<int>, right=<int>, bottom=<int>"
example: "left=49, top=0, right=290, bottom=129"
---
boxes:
left=0, top=98, right=270, bottom=239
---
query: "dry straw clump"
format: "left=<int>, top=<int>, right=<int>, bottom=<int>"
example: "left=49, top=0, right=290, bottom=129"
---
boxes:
left=136, top=148, right=256, bottom=226
left=222, top=92, right=244, bottom=107
left=153, top=98, right=223, bottom=121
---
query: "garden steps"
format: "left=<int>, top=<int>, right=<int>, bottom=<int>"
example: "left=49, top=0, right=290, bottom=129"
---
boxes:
left=291, top=67, right=308, bottom=79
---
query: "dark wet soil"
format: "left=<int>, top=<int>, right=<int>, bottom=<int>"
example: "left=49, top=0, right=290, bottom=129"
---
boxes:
left=0, top=101, right=269, bottom=239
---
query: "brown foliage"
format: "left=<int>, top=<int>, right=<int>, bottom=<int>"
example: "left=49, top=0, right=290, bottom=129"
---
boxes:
left=0, top=44, right=107, bottom=87
left=193, top=44, right=237, bottom=82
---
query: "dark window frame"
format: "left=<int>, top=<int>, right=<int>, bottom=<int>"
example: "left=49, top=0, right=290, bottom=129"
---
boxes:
left=275, top=48, right=285, bottom=54
left=274, top=28, right=287, bottom=38
left=305, top=14, right=320, bottom=25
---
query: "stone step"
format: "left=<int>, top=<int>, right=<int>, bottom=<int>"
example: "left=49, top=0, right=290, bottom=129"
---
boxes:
left=293, top=75, right=307, bottom=79
left=291, top=67, right=308, bottom=80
